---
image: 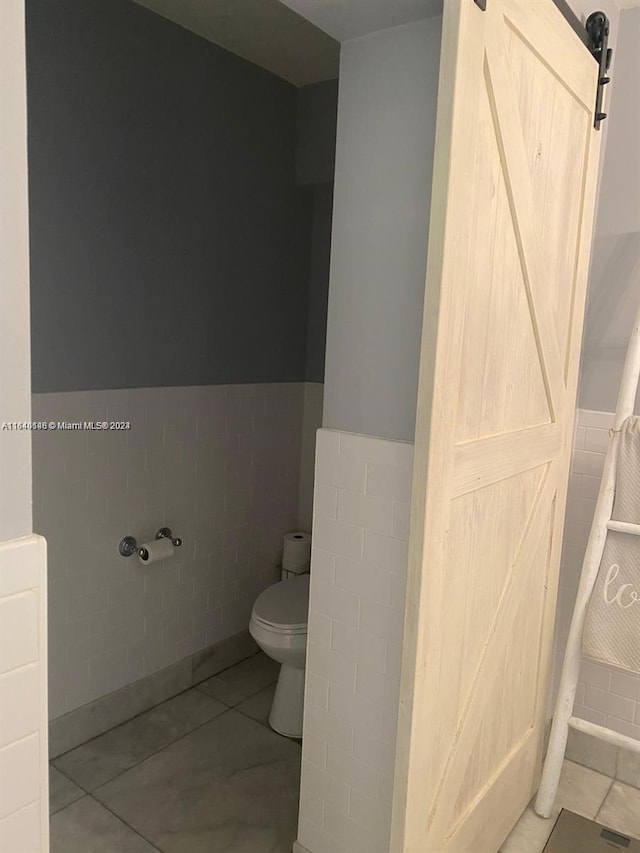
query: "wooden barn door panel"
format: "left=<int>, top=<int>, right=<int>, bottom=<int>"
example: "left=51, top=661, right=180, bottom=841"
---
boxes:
left=392, top=2, right=602, bottom=851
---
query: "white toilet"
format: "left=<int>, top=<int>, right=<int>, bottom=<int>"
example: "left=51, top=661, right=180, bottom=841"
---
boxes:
left=249, top=573, right=310, bottom=738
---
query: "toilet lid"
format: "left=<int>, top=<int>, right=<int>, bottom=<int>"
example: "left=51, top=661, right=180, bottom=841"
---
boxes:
left=252, top=575, right=310, bottom=631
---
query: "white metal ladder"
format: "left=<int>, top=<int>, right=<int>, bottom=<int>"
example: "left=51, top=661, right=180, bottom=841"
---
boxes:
left=535, top=303, right=640, bottom=818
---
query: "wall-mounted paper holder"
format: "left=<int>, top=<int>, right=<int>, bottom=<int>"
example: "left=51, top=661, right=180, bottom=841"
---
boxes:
left=118, top=527, right=182, bottom=560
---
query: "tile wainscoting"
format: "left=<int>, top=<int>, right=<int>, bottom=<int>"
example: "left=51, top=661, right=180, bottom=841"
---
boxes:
left=33, top=382, right=322, bottom=721
left=297, top=429, right=413, bottom=853
left=297, top=412, right=639, bottom=853
left=0, top=535, right=49, bottom=852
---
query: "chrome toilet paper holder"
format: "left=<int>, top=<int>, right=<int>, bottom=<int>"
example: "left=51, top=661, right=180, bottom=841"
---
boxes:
left=118, top=527, right=182, bottom=559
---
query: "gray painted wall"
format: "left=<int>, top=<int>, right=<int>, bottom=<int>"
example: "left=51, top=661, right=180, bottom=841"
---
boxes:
left=322, top=16, right=441, bottom=441
left=296, top=80, right=338, bottom=186
left=295, top=79, right=338, bottom=382
left=305, top=184, right=334, bottom=382
left=578, top=6, right=640, bottom=414
left=26, top=0, right=318, bottom=393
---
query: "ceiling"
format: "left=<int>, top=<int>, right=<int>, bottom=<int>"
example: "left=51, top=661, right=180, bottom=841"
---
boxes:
left=132, top=0, right=444, bottom=86
left=278, top=0, right=442, bottom=41
left=131, top=0, right=633, bottom=86
left=132, top=0, right=340, bottom=86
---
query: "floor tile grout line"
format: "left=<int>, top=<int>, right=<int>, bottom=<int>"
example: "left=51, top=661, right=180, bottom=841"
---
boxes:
left=82, top=698, right=291, bottom=805
left=85, top=706, right=300, bottom=850
left=49, top=650, right=262, bottom=762
left=189, top=649, right=262, bottom=691
left=233, top=702, right=272, bottom=726
left=194, top=675, right=278, bottom=709
left=51, top=665, right=279, bottom=807
left=51, top=685, right=234, bottom=762
left=50, top=762, right=89, bottom=792
left=84, top=695, right=285, bottom=800
left=71, top=706, right=235, bottom=796
left=49, top=764, right=91, bottom=816
left=594, top=777, right=616, bottom=823
left=85, top=793, right=165, bottom=853
left=500, top=766, right=629, bottom=853
left=48, top=789, right=85, bottom=817
left=49, top=695, right=303, bottom=851
left=232, top=697, right=285, bottom=733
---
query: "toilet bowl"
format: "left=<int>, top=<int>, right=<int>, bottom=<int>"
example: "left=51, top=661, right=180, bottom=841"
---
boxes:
left=249, top=574, right=309, bottom=738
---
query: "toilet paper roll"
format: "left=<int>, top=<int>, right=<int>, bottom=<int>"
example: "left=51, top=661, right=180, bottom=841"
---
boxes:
left=138, top=537, right=174, bottom=565
left=282, top=531, right=311, bottom=572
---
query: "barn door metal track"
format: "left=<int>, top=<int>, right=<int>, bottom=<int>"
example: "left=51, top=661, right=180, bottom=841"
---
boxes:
left=473, top=2, right=613, bottom=131
left=585, top=11, right=613, bottom=130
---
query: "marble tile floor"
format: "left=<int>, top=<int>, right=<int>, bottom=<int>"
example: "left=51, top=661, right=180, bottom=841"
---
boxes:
left=50, top=652, right=298, bottom=853
left=501, top=760, right=640, bottom=852
left=50, top=650, right=639, bottom=853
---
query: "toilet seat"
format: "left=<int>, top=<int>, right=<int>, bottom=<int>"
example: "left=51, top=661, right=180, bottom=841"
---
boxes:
left=251, top=574, right=310, bottom=634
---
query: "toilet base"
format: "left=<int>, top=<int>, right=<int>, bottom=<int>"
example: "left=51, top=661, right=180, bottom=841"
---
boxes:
left=268, top=664, right=305, bottom=738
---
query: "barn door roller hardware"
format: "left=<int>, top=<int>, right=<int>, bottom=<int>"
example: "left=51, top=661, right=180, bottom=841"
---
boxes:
left=586, top=11, right=612, bottom=130
left=471, top=2, right=611, bottom=131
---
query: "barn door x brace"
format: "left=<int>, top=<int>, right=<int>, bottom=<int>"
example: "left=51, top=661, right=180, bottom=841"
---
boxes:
left=472, top=2, right=613, bottom=131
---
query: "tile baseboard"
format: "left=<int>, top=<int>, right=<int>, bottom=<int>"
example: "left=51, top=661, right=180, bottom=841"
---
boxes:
left=49, top=630, right=257, bottom=758
left=566, top=727, right=640, bottom=790
left=292, top=843, right=312, bottom=853
left=190, top=631, right=258, bottom=685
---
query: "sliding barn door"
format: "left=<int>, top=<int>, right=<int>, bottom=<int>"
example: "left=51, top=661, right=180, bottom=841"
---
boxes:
left=391, top=1, right=602, bottom=851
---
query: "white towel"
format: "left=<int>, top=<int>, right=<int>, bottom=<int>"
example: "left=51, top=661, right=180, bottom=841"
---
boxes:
left=583, top=416, right=640, bottom=675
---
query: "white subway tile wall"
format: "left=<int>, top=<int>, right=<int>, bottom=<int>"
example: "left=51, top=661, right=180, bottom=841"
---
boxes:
left=0, top=536, right=48, bottom=852
left=32, top=383, right=314, bottom=719
left=297, top=429, right=412, bottom=853
left=298, top=413, right=640, bottom=853
left=563, top=410, right=640, bottom=738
